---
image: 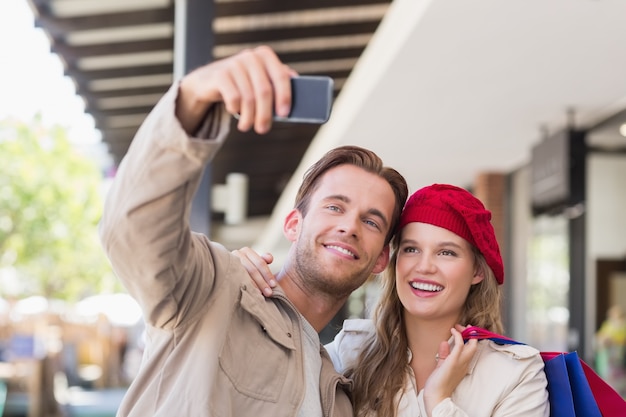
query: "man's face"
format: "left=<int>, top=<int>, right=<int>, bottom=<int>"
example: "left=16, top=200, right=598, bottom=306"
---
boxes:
left=286, top=164, right=396, bottom=298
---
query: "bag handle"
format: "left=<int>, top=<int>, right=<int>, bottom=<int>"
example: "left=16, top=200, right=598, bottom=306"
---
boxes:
left=462, top=327, right=579, bottom=358
left=461, top=326, right=525, bottom=346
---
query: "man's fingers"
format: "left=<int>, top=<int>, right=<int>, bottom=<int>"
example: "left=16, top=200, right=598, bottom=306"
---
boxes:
left=232, top=250, right=269, bottom=295
left=246, top=49, right=275, bottom=133
left=226, top=51, right=261, bottom=132
left=233, top=46, right=287, bottom=134
left=232, top=247, right=278, bottom=297
left=254, top=46, right=293, bottom=119
left=261, top=252, right=275, bottom=266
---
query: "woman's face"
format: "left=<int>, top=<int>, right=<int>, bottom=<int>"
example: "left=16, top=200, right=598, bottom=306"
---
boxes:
left=395, top=222, right=484, bottom=323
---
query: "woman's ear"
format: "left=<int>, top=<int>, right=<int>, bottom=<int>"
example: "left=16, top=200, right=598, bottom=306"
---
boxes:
left=283, top=209, right=302, bottom=242
left=471, top=266, right=485, bottom=285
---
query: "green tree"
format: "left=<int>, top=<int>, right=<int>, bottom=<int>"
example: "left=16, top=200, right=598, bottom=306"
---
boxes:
left=0, top=116, right=118, bottom=301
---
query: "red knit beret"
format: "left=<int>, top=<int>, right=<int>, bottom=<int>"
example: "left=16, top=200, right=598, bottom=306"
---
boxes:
left=398, top=184, right=504, bottom=284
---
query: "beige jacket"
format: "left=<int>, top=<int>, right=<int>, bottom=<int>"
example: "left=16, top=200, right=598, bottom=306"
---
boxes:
left=99, top=84, right=353, bottom=417
left=326, top=319, right=550, bottom=417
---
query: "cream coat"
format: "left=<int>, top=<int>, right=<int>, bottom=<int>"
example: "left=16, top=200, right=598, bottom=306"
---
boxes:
left=325, top=319, right=550, bottom=417
left=99, top=84, right=353, bottom=417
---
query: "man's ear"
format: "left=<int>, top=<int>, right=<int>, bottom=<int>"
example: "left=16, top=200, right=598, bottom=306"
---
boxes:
left=372, top=245, right=390, bottom=274
left=283, top=209, right=302, bottom=242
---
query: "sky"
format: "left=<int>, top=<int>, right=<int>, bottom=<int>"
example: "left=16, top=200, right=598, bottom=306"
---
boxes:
left=0, top=0, right=101, bottom=146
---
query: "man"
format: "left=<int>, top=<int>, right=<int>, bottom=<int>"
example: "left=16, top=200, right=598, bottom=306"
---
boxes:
left=99, top=46, right=408, bottom=417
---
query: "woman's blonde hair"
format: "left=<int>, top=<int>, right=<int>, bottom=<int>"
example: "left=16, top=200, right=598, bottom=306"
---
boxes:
left=346, top=232, right=503, bottom=417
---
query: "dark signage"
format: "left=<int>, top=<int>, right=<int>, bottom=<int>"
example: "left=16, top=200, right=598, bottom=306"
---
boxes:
left=531, top=130, right=586, bottom=215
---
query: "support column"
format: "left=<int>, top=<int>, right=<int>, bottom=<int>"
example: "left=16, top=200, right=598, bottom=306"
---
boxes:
left=174, top=0, right=216, bottom=235
left=474, top=172, right=507, bottom=250
left=567, top=130, right=587, bottom=355
left=474, top=172, right=510, bottom=327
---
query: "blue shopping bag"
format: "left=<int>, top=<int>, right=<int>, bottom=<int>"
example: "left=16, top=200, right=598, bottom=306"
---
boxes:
left=542, top=353, right=576, bottom=417
left=463, top=326, right=625, bottom=417
left=541, top=352, right=601, bottom=417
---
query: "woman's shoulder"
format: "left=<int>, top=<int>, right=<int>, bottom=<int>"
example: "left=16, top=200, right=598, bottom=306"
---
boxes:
left=324, top=319, right=376, bottom=372
left=458, top=340, right=549, bottom=414
left=339, top=318, right=376, bottom=333
left=482, top=339, right=542, bottom=359
left=330, top=318, right=376, bottom=347
left=471, top=339, right=546, bottom=379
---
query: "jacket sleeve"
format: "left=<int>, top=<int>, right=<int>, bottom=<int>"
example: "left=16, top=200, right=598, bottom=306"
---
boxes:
left=98, top=83, right=232, bottom=330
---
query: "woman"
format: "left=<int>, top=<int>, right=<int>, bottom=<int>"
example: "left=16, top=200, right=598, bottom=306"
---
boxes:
left=236, top=184, right=549, bottom=417
left=595, top=305, right=626, bottom=396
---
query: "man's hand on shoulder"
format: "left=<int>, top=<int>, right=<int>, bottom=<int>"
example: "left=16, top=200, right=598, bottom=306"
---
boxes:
left=232, top=247, right=277, bottom=297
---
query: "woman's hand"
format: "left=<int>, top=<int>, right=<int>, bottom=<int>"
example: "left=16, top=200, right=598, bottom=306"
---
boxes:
left=232, top=247, right=277, bottom=296
left=423, top=325, right=478, bottom=416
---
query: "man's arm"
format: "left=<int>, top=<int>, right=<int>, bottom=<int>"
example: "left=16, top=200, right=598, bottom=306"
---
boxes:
left=99, top=46, right=294, bottom=328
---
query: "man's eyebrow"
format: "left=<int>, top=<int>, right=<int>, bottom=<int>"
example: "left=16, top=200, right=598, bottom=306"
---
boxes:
left=324, top=194, right=389, bottom=229
left=324, top=194, right=350, bottom=204
left=368, top=208, right=389, bottom=229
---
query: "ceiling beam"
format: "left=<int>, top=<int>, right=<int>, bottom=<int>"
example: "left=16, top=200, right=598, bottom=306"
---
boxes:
left=33, top=7, right=175, bottom=38
left=275, top=47, right=366, bottom=64
left=66, top=64, right=173, bottom=84
left=215, top=0, right=391, bottom=17
left=51, top=38, right=173, bottom=59
left=77, top=85, right=170, bottom=100
left=88, top=106, right=156, bottom=117
left=215, top=21, right=383, bottom=45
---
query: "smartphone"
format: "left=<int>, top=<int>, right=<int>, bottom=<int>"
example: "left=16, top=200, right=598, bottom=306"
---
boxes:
left=274, top=75, right=334, bottom=124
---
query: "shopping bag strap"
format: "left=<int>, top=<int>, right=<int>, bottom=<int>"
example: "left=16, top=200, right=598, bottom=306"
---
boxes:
left=461, top=326, right=525, bottom=346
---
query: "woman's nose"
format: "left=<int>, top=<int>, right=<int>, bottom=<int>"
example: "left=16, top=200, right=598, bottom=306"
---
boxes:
left=414, top=254, right=436, bottom=274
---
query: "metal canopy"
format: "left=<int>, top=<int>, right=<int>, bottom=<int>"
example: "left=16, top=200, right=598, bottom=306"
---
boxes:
left=26, top=0, right=391, bottom=218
